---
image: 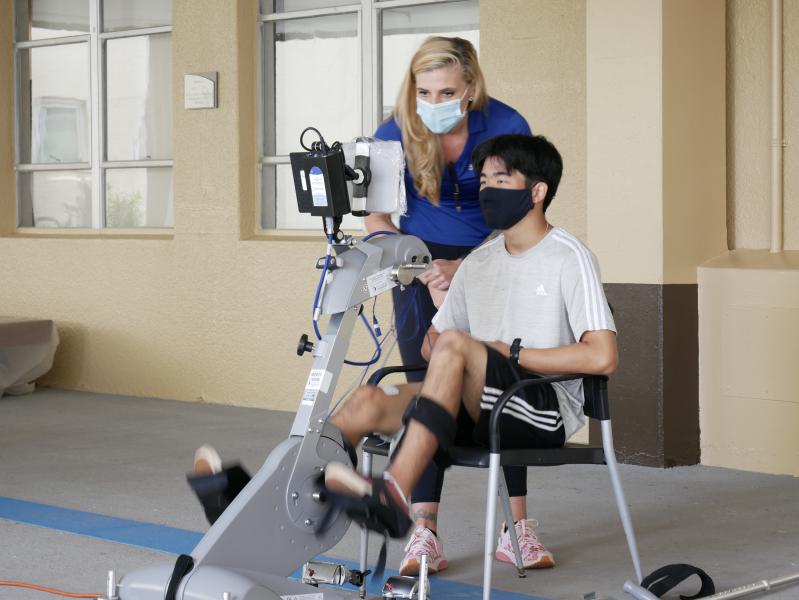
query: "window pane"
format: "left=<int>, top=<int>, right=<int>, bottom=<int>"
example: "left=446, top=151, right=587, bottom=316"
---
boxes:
left=382, top=1, right=479, bottom=121
left=263, top=165, right=364, bottom=231
left=260, top=0, right=355, bottom=14
left=102, top=0, right=172, bottom=32
left=106, top=34, right=173, bottom=161
left=19, top=44, right=91, bottom=164
left=105, top=168, right=173, bottom=228
left=267, top=14, right=360, bottom=156
left=18, top=170, right=93, bottom=228
left=15, top=0, right=89, bottom=42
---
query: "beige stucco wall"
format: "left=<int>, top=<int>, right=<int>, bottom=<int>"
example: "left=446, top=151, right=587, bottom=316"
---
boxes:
left=587, top=0, right=727, bottom=285
left=727, top=0, right=799, bottom=250
left=587, top=0, right=664, bottom=284
left=663, top=0, right=728, bottom=284
left=481, top=0, right=587, bottom=242
left=699, top=250, right=799, bottom=476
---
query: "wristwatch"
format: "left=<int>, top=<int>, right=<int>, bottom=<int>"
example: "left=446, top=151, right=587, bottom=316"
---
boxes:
left=510, top=338, right=522, bottom=366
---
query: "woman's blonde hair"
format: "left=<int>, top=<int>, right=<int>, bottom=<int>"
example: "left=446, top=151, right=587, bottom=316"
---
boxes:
left=393, top=36, right=488, bottom=206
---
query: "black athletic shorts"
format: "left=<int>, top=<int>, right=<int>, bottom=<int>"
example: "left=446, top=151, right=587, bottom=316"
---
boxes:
left=453, top=345, right=566, bottom=449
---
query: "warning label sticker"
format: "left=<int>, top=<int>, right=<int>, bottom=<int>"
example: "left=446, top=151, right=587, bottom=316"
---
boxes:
left=305, top=369, right=333, bottom=393
left=281, top=594, right=323, bottom=600
left=301, top=388, right=317, bottom=407
left=366, top=266, right=397, bottom=298
left=309, top=166, right=328, bottom=207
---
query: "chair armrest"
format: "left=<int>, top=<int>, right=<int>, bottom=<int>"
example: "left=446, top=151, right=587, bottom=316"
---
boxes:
left=488, top=373, right=591, bottom=454
left=366, top=364, right=429, bottom=387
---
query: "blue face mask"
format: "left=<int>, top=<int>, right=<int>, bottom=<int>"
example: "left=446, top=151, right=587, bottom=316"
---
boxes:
left=416, top=88, right=469, bottom=134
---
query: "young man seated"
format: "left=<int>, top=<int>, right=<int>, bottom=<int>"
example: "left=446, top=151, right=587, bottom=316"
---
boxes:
left=323, top=133, right=618, bottom=572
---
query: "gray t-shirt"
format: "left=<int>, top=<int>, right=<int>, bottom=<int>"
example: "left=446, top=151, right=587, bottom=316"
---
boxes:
left=431, top=227, right=616, bottom=440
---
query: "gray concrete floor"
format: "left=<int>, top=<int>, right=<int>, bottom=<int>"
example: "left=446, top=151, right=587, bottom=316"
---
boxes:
left=1, top=387, right=798, bottom=600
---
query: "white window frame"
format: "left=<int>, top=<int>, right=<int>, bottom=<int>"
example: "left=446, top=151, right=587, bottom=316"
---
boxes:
left=257, top=0, right=473, bottom=231
left=12, top=0, right=173, bottom=230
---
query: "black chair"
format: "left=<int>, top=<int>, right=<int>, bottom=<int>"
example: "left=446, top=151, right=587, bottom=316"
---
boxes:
left=357, top=365, right=643, bottom=600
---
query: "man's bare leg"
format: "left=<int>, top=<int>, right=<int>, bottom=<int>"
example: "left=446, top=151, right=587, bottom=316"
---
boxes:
left=387, top=330, right=488, bottom=497
left=329, top=382, right=422, bottom=448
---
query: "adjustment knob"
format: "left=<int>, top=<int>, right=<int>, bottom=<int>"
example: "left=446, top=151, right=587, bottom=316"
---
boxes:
left=297, top=334, right=315, bottom=356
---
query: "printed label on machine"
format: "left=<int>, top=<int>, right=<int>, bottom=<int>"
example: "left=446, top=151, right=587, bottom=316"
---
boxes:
left=301, top=389, right=317, bottom=406
left=305, top=369, right=333, bottom=393
left=281, top=595, right=323, bottom=600
left=366, top=266, right=398, bottom=297
left=309, top=167, right=328, bottom=207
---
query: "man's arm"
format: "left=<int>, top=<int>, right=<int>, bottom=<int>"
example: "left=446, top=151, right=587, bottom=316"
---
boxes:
left=420, top=323, right=441, bottom=362
left=485, top=329, right=618, bottom=376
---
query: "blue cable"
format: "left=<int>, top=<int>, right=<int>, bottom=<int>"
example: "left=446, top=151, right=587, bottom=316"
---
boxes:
left=344, top=313, right=381, bottom=366
left=327, top=285, right=407, bottom=418
left=418, top=283, right=433, bottom=351
left=367, top=284, right=407, bottom=388
left=397, top=287, right=422, bottom=342
left=362, top=230, right=396, bottom=242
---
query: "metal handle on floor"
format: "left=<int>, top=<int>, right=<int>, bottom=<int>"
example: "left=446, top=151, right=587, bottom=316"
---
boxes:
left=705, top=570, right=799, bottom=599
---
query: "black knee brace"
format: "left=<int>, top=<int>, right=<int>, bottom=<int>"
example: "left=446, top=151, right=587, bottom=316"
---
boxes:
left=397, top=396, right=458, bottom=468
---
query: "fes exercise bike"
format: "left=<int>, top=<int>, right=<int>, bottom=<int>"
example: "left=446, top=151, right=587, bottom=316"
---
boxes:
left=110, top=130, right=435, bottom=600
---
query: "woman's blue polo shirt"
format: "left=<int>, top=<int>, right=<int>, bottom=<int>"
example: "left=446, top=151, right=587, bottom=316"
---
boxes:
left=374, top=98, right=531, bottom=247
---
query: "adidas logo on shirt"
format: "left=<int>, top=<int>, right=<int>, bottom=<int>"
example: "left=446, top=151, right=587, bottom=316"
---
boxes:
left=536, top=285, right=547, bottom=296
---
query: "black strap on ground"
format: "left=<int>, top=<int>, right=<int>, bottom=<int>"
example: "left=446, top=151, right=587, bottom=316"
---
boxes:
left=641, top=564, right=715, bottom=599
left=373, top=532, right=389, bottom=584
left=164, top=554, right=194, bottom=600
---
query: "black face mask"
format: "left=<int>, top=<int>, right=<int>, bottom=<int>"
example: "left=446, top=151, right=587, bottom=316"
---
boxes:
left=478, top=186, right=535, bottom=231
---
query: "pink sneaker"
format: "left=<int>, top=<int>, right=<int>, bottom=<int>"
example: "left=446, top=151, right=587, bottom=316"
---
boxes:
left=495, top=519, right=555, bottom=569
left=399, top=526, right=449, bottom=576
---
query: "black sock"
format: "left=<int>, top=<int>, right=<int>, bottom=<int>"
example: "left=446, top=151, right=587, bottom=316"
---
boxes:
left=504, top=520, right=521, bottom=533
left=425, top=527, right=438, bottom=538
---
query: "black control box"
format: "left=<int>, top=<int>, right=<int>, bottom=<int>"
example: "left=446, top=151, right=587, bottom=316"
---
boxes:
left=290, top=150, right=351, bottom=218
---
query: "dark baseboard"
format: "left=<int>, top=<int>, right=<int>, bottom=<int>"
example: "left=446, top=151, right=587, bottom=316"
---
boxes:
left=588, top=283, right=699, bottom=468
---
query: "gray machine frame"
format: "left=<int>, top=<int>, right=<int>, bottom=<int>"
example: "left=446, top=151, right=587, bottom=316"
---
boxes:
left=117, top=234, right=432, bottom=600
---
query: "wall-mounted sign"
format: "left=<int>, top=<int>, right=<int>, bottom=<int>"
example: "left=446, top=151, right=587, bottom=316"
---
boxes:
left=184, top=72, right=218, bottom=109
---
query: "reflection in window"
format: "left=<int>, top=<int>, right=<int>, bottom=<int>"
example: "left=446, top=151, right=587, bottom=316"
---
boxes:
left=261, top=0, right=356, bottom=14
left=16, top=0, right=90, bottom=42
left=21, top=43, right=91, bottom=164
left=38, top=102, right=87, bottom=163
left=103, top=0, right=172, bottom=33
left=19, top=170, right=93, bottom=228
left=271, top=14, right=360, bottom=155
left=106, top=34, right=174, bottom=161
left=105, top=168, right=174, bottom=228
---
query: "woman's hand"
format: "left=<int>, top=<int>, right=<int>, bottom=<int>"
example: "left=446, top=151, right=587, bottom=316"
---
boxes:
left=420, top=258, right=462, bottom=291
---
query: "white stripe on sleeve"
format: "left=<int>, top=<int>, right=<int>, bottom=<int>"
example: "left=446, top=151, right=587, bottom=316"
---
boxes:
left=553, top=231, right=607, bottom=331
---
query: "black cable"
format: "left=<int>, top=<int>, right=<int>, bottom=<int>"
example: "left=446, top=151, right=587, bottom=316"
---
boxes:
left=300, top=127, right=327, bottom=153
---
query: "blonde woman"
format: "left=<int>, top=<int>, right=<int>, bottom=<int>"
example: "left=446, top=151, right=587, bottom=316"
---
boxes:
left=366, top=38, right=544, bottom=575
